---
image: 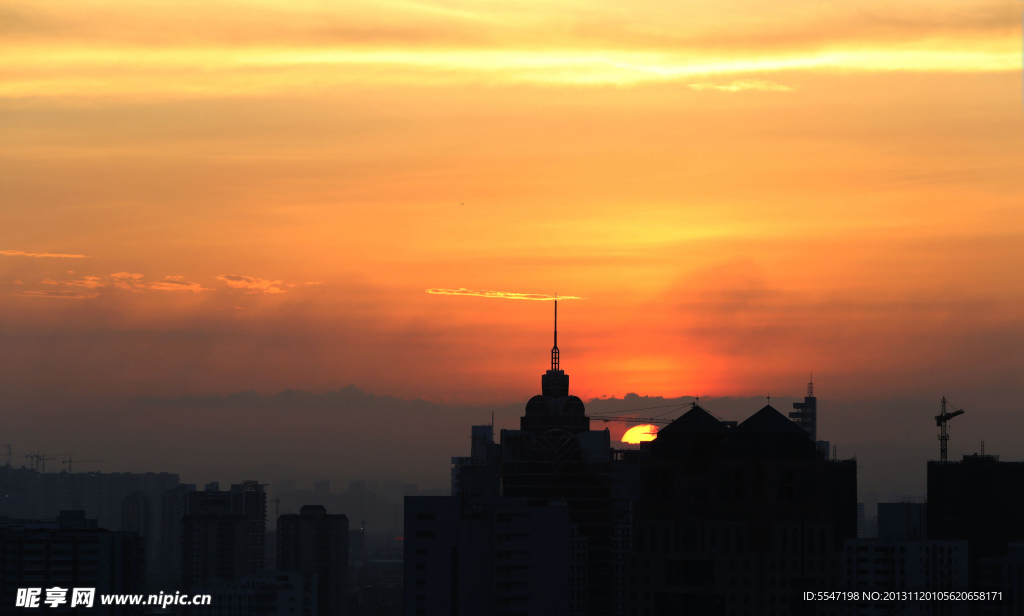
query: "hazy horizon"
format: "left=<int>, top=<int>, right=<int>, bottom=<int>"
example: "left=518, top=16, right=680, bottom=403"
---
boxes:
left=3, top=381, right=1011, bottom=514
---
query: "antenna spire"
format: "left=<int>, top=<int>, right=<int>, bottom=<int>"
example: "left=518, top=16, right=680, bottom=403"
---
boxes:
left=551, top=300, right=560, bottom=371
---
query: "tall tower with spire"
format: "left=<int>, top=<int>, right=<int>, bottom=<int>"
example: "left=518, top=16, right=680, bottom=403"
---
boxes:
left=522, top=300, right=588, bottom=435
left=501, top=299, right=612, bottom=616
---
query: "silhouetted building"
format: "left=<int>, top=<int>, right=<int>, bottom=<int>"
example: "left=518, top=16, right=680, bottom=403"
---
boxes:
left=628, top=402, right=857, bottom=616
left=278, top=505, right=349, bottom=616
left=0, top=510, right=145, bottom=615
left=121, top=489, right=155, bottom=588
left=843, top=539, right=968, bottom=615
left=349, top=527, right=365, bottom=570
left=359, top=557, right=404, bottom=614
left=878, top=503, right=927, bottom=541
left=0, top=466, right=178, bottom=590
left=928, top=454, right=1024, bottom=607
left=121, top=490, right=151, bottom=538
left=611, top=448, right=642, bottom=615
left=848, top=502, right=966, bottom=615
left=405, top=496, right=571, bottom=616
left=178, top=481, right=268, bottom=590
left=0, top=467, right=178, bottom=531
left=188, top=570, right=317, bottom=616
left=498, top=302, right=614, bottom=615
left=1004, top=543, right=1024, bottom=616
left=161, top=483, right=198, bottom=588
left=228, top=481, right=268, bottom=575
left=405, top=302, right=617, bottom=616
left=182, top=512, right=250, bottom=589
left=790, top=379, right=831, bottom=458
left=450, top=425, right=501, bottom=497
left=790, top=380, right=818, bottom=442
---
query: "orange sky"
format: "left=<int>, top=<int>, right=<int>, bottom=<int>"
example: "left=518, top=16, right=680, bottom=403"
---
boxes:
left=2, top=0, right=1023, bottom=419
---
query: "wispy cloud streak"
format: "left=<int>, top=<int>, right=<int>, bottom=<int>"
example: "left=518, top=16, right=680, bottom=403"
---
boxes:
left=426, top=288, right=582, bottom=301
left=13, top=289, right=99, bottom=299
left=32, top=273, right=210, bottom=294
left=688, top=79, right=793, bottom=92
left=1, top=250, right=87, bottom=258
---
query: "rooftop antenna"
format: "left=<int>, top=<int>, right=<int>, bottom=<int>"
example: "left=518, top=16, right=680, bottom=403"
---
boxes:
left=936, top=396, right=965, bottom=462
left=808, top=372, right=814, bottom=397
left=551, top=298, right=559, bottom=371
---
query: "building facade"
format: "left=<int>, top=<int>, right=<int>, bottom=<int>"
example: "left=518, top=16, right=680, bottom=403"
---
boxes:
left=277, top=505, right=349, bottom=616
left=0, top=511, right=146, bottom=615
left=628, top=403, right=857, bottom=616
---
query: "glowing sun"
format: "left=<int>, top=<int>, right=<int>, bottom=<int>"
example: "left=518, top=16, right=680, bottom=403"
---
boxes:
left=621, top=424, right=659, bottom=444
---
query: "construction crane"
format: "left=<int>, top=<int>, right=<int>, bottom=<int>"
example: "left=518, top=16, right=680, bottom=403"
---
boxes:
left=23, top=452, right=64, bottom=473
left=62, top=458, right=105, bottom=473
left=589, top=401, right=694, bottom=426
left=594, top=416, right=675, bottom=425
left=936, top=396, right=965, bottom=462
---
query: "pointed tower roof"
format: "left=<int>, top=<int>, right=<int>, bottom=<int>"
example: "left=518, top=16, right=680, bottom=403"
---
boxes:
left=734, top=404, right=807, bottom=435
left=523, top=299, right=587, bottom=435
left=658, top=404, right=728, bottom=437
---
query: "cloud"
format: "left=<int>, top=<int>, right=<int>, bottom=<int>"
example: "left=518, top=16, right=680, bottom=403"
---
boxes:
left=108, top=272, right=208, bottom=293
left=0, top=0, right=1019, bottom=100
left=64, top=276, right=107, bottom=290
left=109, top=272, right=145, bottom=291
left=31, top=272, right=210, bottom=294
left=426, top=288, right=583, bottom=301
left=13, top=289, right=99, bottom=299
left=0, top=249, right=87, bottom=258
left=215, top=274, right=290, bottom=294
left=146, top=275, right=209, bottom=293
left=688, top=79, right=793, bottom=92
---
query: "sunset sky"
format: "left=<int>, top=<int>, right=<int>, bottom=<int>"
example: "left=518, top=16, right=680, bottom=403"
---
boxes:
left=2, top=0, right=1022, bottom=496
